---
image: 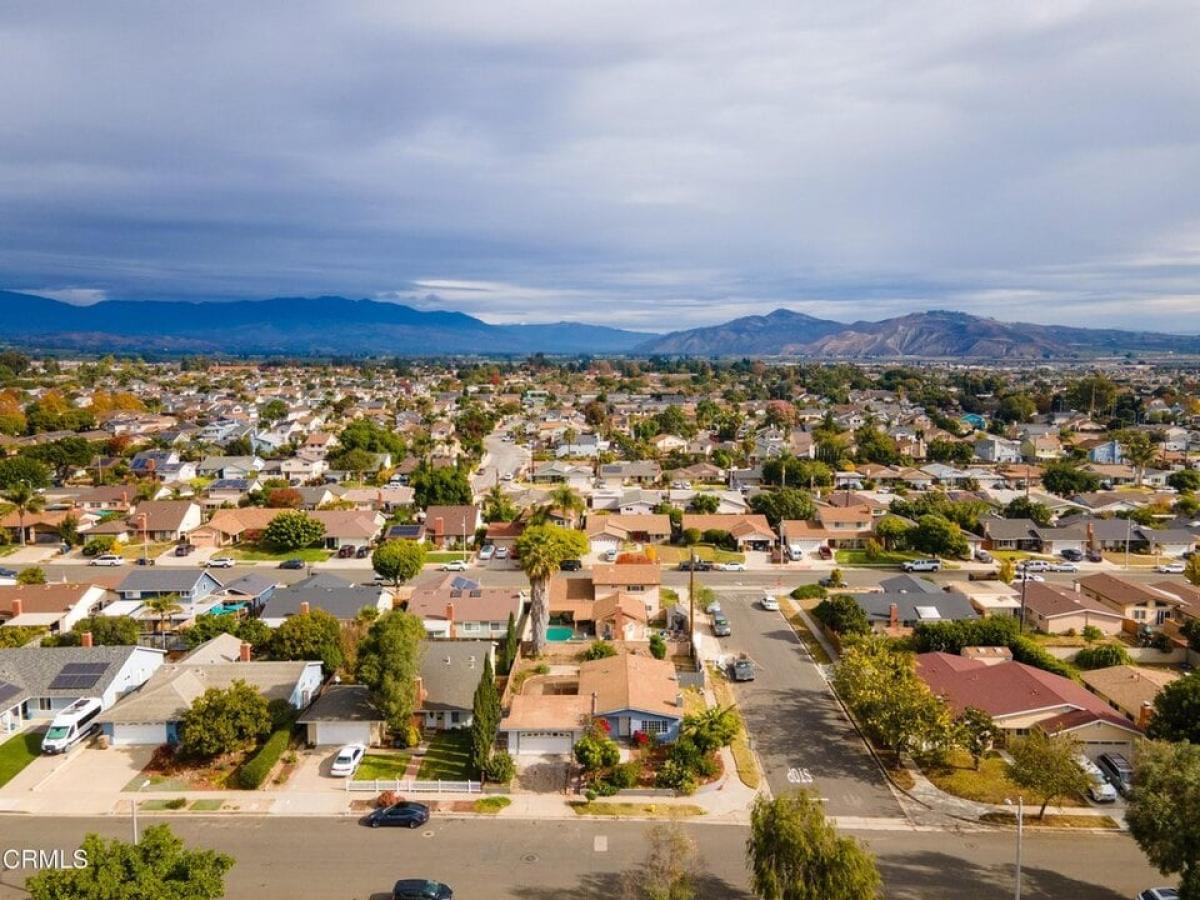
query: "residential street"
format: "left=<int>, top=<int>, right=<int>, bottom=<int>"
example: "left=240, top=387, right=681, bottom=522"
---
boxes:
left=714, top=589, right=903, bottom=820
left=0, top=816, right=1164, bottom=899
left=471, top=432, right=530, bottom=492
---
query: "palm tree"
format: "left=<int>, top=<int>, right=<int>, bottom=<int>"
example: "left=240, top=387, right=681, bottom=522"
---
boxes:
left=516, top=524, right=589, bottom=656
left=2, top=483, right=45, bottom=546
left=1120, top=429, right=1157, bottom=487
left=543, top=484, right=585, bottom=529
left=143, top=593, right=184, bottom=648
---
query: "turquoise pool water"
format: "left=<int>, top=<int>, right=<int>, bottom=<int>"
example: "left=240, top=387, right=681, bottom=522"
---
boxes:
left=546, top=626, right=576, bottom=642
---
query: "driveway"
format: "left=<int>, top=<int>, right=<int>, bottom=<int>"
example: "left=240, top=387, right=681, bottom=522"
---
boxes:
left=715, top=590, right=902, bottom=819
left=8, top=744, right=154, bottom=795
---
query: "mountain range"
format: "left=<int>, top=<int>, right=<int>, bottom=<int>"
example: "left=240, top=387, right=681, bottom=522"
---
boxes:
left=0, top=292, right=1197, bottom=358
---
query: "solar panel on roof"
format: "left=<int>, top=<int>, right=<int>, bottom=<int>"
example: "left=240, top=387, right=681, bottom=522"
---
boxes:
left=49, top=662, right=109, bottom=691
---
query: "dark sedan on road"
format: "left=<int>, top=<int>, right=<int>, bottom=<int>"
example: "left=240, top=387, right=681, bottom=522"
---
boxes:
left=278, top=558, right=306, bottom=570
left=393, top=880, right=452, bottom=900
left=365, top=802, right=431, bottom=829
left=677, top=559, right=712, bottom=571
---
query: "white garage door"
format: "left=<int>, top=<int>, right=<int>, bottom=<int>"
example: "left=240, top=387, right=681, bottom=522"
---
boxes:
left=314, top=722, right=371, bottom=747
left=111, top=724, right=168, bottom=746
left=516, top=731, right=573, bottom=755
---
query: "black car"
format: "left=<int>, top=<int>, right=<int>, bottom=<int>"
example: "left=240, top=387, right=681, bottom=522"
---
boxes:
left=559, top=559, right=582, bottom=572
left=677, top=559, right=712, bottom=572
left=135, top=556, right=156, bottom=567
left=356, top=545, right=372, bottom=559
left=393, top=880, right=453, bottom=900
left=366, top=802, right=431, bottom=829
left=1061, top=548, right=1084, bottom=562
left=279, top=558, right=306, bottom=570
left=0, top=567, right=15, bottom=578
left=174, top=543, right=195, bottom=557
left=1086, top=549, right=1104, bottom=563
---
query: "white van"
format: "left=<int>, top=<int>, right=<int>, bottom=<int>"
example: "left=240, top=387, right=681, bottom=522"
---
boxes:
left=41, top=697, right=103, bottom=754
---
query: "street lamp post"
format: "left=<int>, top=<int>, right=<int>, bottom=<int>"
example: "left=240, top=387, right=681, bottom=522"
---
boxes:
left=1005, top=796, right=1024, bottom=900
left=132, top=778, right=151, bottom=843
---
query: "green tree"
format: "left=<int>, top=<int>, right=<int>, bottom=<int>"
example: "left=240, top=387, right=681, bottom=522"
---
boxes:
left=1118, top=429, right=1157, bottom=487
left=998, top=557, right=1016, bottom=585
left=23, top=436, right=96, bottom=482
left=680, top=706, right=739, bottom=756
left=181, top=614, right=272, bottom=652
left=873, top=515, right=910, bottom=551
left=470, top=655, right=502, bottom=777
left=811, top=595, right=870, bottom=636
left=622, top=823, right=698, bottom=900
left=0, top=455, right=51, bottom=490
left=410, top=463, right=472, bottom=508
left=746, top=792, right=881, bottom=900
left=143, top=593, right=184, bottom=644
left=1007, top=730, right=1089, bottom=819
left=1074, top=643, right=1131, bottom=670
left=26, top=824, right=233, bottom=900
left=1186, top=553, right=1200, bottom=588
left=498, top=611, right=520, bottom=675
left=1147, top=671, right=1200, bottom=744
left=955, top=707, right=999, bottom=770
left=540, top=483, right=585, bottom=528
left=749, top=488, right=816, bottom=528
left=583, top=639, right=618, bottom=660
left=690, top=492, right=720, bottom=514
left=262, top=510, right=325, bottom=551
left=928, top=439, right=974, bottom=464
left=271, top=608, right=343, bottom=673
left=332, top=447, right=379, bottom=480
left=58, top=512, right=81, bottom=547
left=16, top=566, right=46, bottom=585
left=178, top=680, right=271, bottom=759
left=1041, top=460, right=1101, bottom=497
left=515, top=524, right=589, bottom=655
left=1066, top=374, right=1118, bottom=415
left=371, top=539, right=426, bottom=587
left=355, top=610, right=426, bottom=736
left=260, top=398, right=289, bottom=424
left=906, top=514, right=969, bottom=558
left=1167, top=469, right=1200, bottom=493
left=1126, top=740, right=1200, bottom=899
left=2, top=481, right=45, bottom=546
left=482, top=484, right=517, bottom=522
left=55, top=615, right=140, bottom=646
left=762, top=456, right=833, bottom=489
left=1003, top=496, right=1052, bottom=526
left=574, top=720, right=620, bottom=772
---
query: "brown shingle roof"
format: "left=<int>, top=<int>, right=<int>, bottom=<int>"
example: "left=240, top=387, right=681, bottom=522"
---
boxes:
left=578, top=653, right=680, bottom=719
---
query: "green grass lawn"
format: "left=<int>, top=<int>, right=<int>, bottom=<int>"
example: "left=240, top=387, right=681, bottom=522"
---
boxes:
left=425, top=551, right=472, bottom=563
left=353, top=752, right=412, bottom=781
left=0, top=730, right=42, bottom=788
left=417, top=731, right=474, bottom=781
left=990, top=550, right=1053, bottom=562
left=117, top=541, right=175, bottom=560
left=473, top=796, right=511, bottom=814
left=228, top=544, right=332, bottom=562
left=139, top=797, right=188, bottom=811
left=189, top=798, right=225, bottom=811
left=656, top=544, right=745, bottom=565
left=834, top=549, right=920, bottom=566
left=925, top=749, right=1084, bottom=807
left=0, top=545, right=19, bottom=558
left=571, top=801, right=706, bottom=818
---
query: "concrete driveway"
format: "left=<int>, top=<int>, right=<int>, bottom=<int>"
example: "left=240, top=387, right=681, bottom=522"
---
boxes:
left=6, top=744, right=153, bottom=795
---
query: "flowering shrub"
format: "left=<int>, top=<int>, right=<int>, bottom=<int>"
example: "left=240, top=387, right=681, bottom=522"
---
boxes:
left=632, top=731, right=650, bottom=747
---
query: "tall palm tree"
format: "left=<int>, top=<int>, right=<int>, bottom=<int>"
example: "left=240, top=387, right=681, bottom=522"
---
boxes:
left=516, top=524, right=589, bottom=656
left=143, top=593, right=184, bottom=648
left=543, top=484, right=585, bottom=529
left=2, top=483, right=45, bottom=546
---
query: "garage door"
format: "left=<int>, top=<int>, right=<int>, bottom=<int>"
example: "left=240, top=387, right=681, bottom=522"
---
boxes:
left=314, top=722, right=370, bottom=747
left=516, top=732, right=573, bottom=755
left=110, top=724, right=168, bottom=746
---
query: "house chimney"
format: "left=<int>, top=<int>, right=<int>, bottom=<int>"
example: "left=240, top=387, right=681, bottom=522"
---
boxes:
left=10, top=598, right=22, bottom=618
left=434, top=516, right=445, bottom=543
left=239, top=642, right=252, bottom=663
left=445, top=602, right=455, bottom=638
left=299, top=601, right=310, bottom=616
left=81, top=631, right=93, bottom=648
left=1087, top=521, right=1096, bottom=550
left=1138, top=702, right=1153, bottom=730
left=888, top=603, right=899, bottom=630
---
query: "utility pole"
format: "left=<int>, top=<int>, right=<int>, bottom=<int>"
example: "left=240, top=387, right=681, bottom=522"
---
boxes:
left=688, top=547, right=696, bottom=662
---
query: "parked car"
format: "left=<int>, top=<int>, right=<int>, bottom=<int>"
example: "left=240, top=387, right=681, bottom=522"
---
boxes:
left=711, top=613, right=731, bottom=637
left=1136, top=890, right=1179, bottom=900
left=1096, top=752, right=1134, bottom=797
left=715, top=561, right=746, bottom=572
left=356, top=545, right=372, bottom=559
left=365, top=802, right=431, bottom=829
left=0, top=567, right=16, bottom=578
left=730, top=656, right=755, bottom=682
left=678, top=559, right=712, bottom=571
left=1019, top=559, right=1051, bottom=572
left=393, top=880, right=453, bottom=900
left=559, top=559, right=582, bottom=572
left=279, top=558, right=306, bottom=570
left=705, top=598, right=722, bottom=614
left=1087, top=778, right=1119, bottom=803
left=329, top=743, right=366, bottom=778
left=1087, top=549, right=1104, bottom=563
left=974, top=549, right=993, bottom=563
left=968, top=570, right=1001, bottom=581
left=901, top=559, right=941, bottom=572
left=818, top=545, right=834, bottom=560
left=501, top=472, right=514, bottom=482
left=89, top=554, right=124, bottom=567
left=494, top=545, right=510, bottom=560
left=1156, top=561, right=1186, bottom=574
left=760, top=594, right=780, bottom=611
left=440, top=560, right=468, bottom=572
left=1061, top=548, right=1084, bottom=562
left=1013, top=572, right=1045, bottom=583
left=135, top=556, right=156, bottom=567
left=602, top=549, right=618, bottom=563
left=174, top=543, right=195, bottom=557
left=477, top=544, right=495, bottom=560
left=1048, top=561, right=1079, bottom=573
left=209, top=556, right=236, bottom=569
left=337, top=545, right=356, bottom=559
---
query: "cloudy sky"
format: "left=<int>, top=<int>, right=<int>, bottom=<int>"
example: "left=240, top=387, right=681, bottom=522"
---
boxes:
left=2, top=1, right=1199, bottom=332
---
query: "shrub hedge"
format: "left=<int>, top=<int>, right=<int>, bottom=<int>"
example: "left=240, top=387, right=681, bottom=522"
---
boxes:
left=237, top=726, right=291, bottom=789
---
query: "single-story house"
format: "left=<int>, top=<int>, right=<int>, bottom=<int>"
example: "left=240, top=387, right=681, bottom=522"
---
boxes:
left=296, top=685, right=387, bottom=747
left=680, top=514, right=775, bottom=551
left=1081, top=664, right=1178, bottom=725
left=585, top=514, right=672, bottom=556
left=422, top=506, right=482, bottom=549
left=259, top=575, right=391, bottom=628
left=406, top=575, right=523, bottom=640
left=852, top=575, right=979, bottom=633
left=0, top=583, right=108, bottom=635
left=1077, top=573, right=1184, bottom=630
left=115, top=570, right=223, bottom=606
left=0, top=644, right=165, bottom=735
left=1021, top=582, right=1126, bottom=636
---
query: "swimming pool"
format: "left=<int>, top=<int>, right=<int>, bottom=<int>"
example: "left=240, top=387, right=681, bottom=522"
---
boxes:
left=546, top=626, right=577, bottom=642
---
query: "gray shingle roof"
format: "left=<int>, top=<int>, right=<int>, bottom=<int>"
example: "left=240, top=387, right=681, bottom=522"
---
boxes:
left=297, top=685, right=385, bottom=724
left=419, top=641, right=493, bottom=712
left=0, top=646, right=156, bottom=699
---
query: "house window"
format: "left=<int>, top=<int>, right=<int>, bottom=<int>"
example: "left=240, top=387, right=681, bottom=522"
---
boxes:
left=643, top=720, right=668, bottom=736
left=38, top=698, right=53, bottom=711
left=450, top=712, right=461, bottom=725
left=626, top=585, right=645, bottom=592
left=1132, top=609, right=1146, bottom=621
left=461, top=621, right=480, bottom=633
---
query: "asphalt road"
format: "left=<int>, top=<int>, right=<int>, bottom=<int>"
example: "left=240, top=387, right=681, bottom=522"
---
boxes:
left=472, top=433, right=530, bottom=492
left=0, top=816, right=1166, bottom=899
left=714, top=590, right=903, bottom=820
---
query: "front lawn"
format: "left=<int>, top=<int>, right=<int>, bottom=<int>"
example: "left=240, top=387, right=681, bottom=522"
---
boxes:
left=417, top=731, right=474, bottom=781
left=571, top=801, right=705, bottom=818
left=228, top=544, right=332, bottom=563
left=0, top=730, right=42, bottom=788
left=354, top=752, right=411, bottom=781
left=835, top=549, right=921, bottom=567
left=473, top=796, right=512, bottom=814
left=118, top=541, right=175, bottom=560
left=980, top=812, right=1118, bottom=829
left=924, top=749, right=1084, bottom=807
left=425, top=551, right=472, bottom=563
left=656, top=544, right=745, bottom=565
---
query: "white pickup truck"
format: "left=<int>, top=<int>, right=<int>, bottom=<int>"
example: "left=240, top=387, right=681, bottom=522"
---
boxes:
left=901, top=558, right=941, bottom=572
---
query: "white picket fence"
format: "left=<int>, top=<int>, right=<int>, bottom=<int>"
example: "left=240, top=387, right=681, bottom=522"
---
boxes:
left=345, top=778, right=481, bottom=794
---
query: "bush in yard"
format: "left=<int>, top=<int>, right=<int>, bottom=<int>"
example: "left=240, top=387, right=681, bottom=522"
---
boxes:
left=179, top=680, right=271, bottom=760
left=17, top=566, right=46, bottom=585
left=574, top=721, right=620, bottom=772
left=649, top=633, right=667, bottom=660
left=1074, top=643, right=1131, bottom=670
left=483, top=751, right=516, bottom=784
left=812, top=594, right=871, bottom=636
left=582, top=640, right=617, bottom=661
left=608, top=761, right=640, bottom=790
left=682, top=527, right=701, bottom=545
left=655, top=757, right=698, bottom=795
left=237, top=725, right=291, bottom=789
left=262, top=510, right=326, bottom=551
left=164, top=797, right=187, bottom=810
left=83, top=536, right=116, bottom=557
left=271, top=608, right=344, bottom=674
left=1082, top=625, right=1104, bottom=642
left=633, top=730, right=651, bottom=748
left=791, top=584, right=828, bottom=601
